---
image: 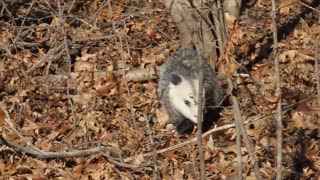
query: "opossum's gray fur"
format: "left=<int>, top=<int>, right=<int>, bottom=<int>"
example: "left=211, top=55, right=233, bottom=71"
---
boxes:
left=157, top=48, right=223, bottom=133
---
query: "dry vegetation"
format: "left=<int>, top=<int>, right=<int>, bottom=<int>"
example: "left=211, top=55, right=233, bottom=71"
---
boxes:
left=0, top=0, right=319, bottom=179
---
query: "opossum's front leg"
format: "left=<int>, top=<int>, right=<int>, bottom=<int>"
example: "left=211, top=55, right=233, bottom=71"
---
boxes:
left=171, top=116, right=195, bottom=134
left=176, top=119, right=194, bottom=134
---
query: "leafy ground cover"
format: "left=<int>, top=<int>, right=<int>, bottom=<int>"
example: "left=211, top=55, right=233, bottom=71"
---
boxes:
left=0, top=0, right=319, bottom=179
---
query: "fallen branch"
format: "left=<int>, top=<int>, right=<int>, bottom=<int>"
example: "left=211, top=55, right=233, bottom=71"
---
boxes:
left=1, top=105, right=42, bottom=153
left=0, top=106, right=150, bottom=168
left=0, top=134, right=108, bottom=158
left=0, top=132, right=151, bottom=168
left=32, top=65, right=164, bottom=90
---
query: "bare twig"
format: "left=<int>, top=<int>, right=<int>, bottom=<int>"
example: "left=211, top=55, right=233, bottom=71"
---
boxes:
left=197, top=54, right=206, bottom=180
left=233, top=77, right=243, bottom=180
left=213, top=1, right=243, bottom=178
left=298, top=1, right=320, bottom=13
left=12, top=0, right=35, bottom=44
left=315, top=15, right=320, bottom=107
left=0, top=105, right=42, bottom=153
left=227, top=78, right=263, bottom=180
left=58, top=2, right=76, bottom=124
left=28, top=43, right=64, bottom=74
left=214, top=0, right=228, bottom=56
left=123, top=21, right=138, bottom=128
left=271, top=1, right=283, bottom=179
left=73, top=34, right=115, bottom=43
left=87, top=0, right=108, bottom=24
left=196, top=1, right=206, bottom=179
left=146, top=113, right=159, bottom=179
left=235, top=120, right=243, bottom=179
left=213, top=0, right=243, bottom=178
left=118, top=30, right=137, bottom=129
left=0, top=1, right=13, bottom=18
left=108, top=0, right=136, bottom=128
left=142, top=122, right=238, bottom=158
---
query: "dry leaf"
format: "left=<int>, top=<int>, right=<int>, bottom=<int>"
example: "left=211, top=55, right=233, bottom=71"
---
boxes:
left=74, top=61, right=94, bottom=71
left=279, top=0, right=294, bottom=15
left=155, top=106, right=170, bottom=127
left=124, top=154, right=145, bottom=165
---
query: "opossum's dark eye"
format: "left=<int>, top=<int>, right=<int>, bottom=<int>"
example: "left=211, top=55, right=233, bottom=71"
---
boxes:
left=184, top=100, right=190, bottom=106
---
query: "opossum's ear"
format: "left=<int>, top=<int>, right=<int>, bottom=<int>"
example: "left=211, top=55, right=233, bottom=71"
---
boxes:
left=170, top=73, right=182, bottom=85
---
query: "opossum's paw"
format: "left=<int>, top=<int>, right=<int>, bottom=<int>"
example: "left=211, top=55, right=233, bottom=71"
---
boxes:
left=175, top=119, right=194, bottom=134
left=165, top=123, right=175, bottom=131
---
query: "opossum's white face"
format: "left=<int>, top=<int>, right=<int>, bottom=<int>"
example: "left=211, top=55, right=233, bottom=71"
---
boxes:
left=168, top=74, right=204, bottom=124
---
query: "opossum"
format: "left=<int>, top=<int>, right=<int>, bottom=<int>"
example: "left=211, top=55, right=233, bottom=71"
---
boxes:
left=157, top=48, right=223, bottom=133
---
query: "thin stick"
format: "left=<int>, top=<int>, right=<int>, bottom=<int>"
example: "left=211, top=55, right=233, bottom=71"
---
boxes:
left=56, top=2, right=81, bottom=142
left=123, top=21, right=138, bottom=128
left=146, top=113, right=159, bottom=179
left=58, top=2, right=76, bottom=123
left=298, top=1, right=320, bottom=13
left=235, top=123, right=243, bottom=179
left=107, top=0, right=136, bottom=128
left=197, top=1, right=206, bottom=178
left=232, top=78, right=243, bottom=179
left=214, top=2, right=243, bottom=178
left=197, top=56, right=206, bottom=179
left=12, top=0, right=35, bottom=44
left=0, top=105, right=42, bottom=152
left=228, top=73, right=243, bottom=180
left=212, top=0, right=225, bottom=56
left=271, top=1, right=283, bottom=179
left=315, top=15, right=320, bottom=107
left=227, top=78, right=263, bottom=180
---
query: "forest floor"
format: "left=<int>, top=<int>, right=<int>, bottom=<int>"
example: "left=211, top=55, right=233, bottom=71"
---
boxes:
left=0, top=0, right=319, bottom=179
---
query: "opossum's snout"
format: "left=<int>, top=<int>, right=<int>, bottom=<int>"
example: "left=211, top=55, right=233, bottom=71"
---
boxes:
left=190, top=115, right=198, bottom=124
left=185, top=107, right=198, bottom=124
